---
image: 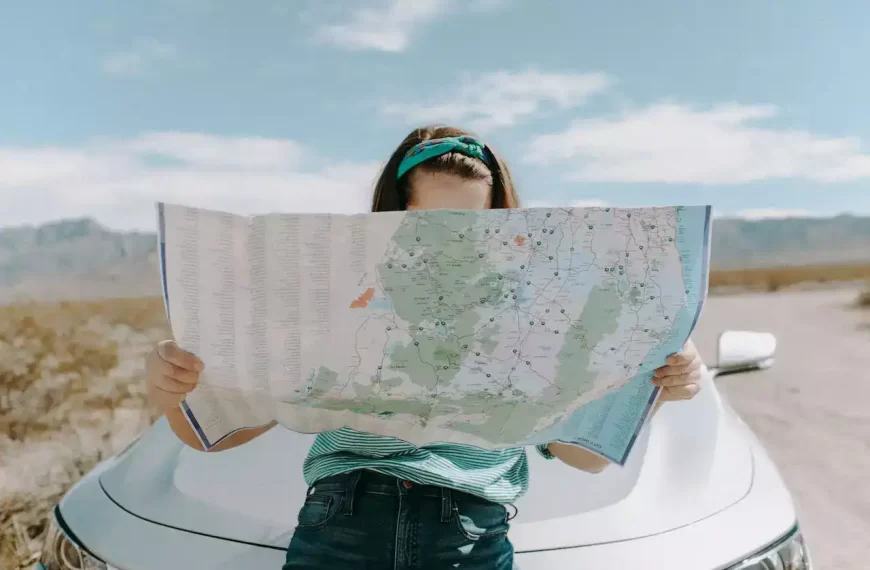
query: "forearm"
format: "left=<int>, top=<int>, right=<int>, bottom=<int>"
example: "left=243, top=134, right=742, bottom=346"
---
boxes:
left=164, top=406, right=275, bottom=452
left=546, top=442, right=610, bottom=473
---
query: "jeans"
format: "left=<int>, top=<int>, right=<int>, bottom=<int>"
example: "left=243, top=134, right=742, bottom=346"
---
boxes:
left=283, top=470, right=515, bottom=570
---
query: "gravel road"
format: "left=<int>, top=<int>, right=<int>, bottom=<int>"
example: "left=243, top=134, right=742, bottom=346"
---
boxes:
left=694, top=287, right=870, bottom=570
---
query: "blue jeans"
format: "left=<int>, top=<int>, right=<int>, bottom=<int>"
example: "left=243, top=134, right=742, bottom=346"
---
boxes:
left=283, top=470, right=515, bottom=569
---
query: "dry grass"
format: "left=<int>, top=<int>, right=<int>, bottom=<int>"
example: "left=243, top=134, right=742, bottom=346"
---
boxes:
left=710, top=264, right=870, bottom=293
left=0, top=297, right=167, bottom=569
left=857, top=287, right=870, bottom=308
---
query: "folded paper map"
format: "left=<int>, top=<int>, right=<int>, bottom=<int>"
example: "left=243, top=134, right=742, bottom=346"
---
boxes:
left=158, top=203, right=711, bottom=465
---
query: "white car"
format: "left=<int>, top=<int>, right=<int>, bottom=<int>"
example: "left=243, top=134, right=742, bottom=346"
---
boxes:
left=37, top=331, right=813, bottom=570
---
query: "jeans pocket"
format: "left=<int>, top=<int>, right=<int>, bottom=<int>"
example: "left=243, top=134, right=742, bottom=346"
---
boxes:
left=295, top=492, right=343, bottom=529
left=452, top=497, right=510, bottom=541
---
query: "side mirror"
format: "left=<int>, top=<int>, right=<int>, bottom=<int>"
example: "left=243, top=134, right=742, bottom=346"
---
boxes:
left=715, top=331, right=777, bottom=377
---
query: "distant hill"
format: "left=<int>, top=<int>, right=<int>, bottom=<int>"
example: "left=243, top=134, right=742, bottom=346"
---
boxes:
left=710, top=215, right=870, bottom=269
left=1, top=214, right=869, bottom=303
left=0, top=219, right=160, bottom=304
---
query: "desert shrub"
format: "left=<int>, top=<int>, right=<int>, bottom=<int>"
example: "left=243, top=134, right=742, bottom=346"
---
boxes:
left=0, top=297, right=167, bottom=568
left=709, top=263, right=870, bottom=293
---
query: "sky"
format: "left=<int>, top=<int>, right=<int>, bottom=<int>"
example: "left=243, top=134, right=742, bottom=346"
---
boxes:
left=2, top=0, right=869, bottom=231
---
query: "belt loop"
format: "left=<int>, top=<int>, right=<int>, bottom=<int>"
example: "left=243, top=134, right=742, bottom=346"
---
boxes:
left=343, top=470, right=363, bottom=516
left=440, top=486, right=452, bottom=523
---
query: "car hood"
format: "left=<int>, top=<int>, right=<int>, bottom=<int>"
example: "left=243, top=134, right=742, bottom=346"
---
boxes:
left=99, top=375, right=754, bottom=552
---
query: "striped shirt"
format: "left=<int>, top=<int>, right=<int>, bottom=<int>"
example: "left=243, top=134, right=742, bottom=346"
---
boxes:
left=303, top=427, right=553, bottom=504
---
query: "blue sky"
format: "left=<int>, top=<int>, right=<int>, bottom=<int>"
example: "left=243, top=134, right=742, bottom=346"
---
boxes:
left=2, top=0, right=869, bottom=230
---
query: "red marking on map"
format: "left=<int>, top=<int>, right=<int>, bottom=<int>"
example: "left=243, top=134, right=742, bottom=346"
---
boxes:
left=350, top=287, right=376, bottom=309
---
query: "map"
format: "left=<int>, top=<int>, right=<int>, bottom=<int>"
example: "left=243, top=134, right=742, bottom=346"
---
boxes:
left=158, top=203, right=711, bottom=464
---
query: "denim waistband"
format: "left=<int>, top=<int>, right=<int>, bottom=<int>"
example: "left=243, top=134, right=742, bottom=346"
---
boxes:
left=309, top=470, right=459, bottom=520
left=309, top=469, right=517, bottom=523
left=311, top=469, right=448, bottom=499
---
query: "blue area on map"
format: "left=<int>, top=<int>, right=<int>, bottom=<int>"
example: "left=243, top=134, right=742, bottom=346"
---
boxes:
left=367, top=297, right=393, bottom=310
left=523, top=206, right=712, bottom=465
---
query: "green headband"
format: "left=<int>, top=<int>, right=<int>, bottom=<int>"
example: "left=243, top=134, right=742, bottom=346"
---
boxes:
left=397, top=136, right=493, bottom=179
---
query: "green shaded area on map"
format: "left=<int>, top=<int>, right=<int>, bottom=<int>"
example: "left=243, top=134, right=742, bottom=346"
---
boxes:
left=377, top=210, right=502, bottom=391
left=448, top=280, right=624, bottom=443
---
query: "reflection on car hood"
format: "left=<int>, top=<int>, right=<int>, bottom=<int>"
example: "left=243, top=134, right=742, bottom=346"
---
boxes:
left=99, top=375, right=753, bottom=551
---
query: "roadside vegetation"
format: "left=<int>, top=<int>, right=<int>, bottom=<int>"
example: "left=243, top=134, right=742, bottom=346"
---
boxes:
left=0, top=298, right=166, bottom=568
left=709, top=264, right=870, bottom=293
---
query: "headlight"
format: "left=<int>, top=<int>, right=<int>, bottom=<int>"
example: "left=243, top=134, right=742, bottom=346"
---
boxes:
left=37, top=506, right=107, bottom=570
left=727, top=525, right=813, bottom=569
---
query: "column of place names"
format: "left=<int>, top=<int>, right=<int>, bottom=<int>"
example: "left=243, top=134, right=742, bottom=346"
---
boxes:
left=304, top=215, right=332, bottom=342
left=248, top=217, right=269, bottom=393
left=209, top=213, right=238, bottom=382
left=177, top=207, right=201, bottom=357
left=271, top=215, right=302, bottom=395
left=351, top=215, right=367, bottom=276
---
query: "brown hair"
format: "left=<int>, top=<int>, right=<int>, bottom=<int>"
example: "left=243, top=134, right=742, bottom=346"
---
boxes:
left=370, top=125, right=520, bottom=212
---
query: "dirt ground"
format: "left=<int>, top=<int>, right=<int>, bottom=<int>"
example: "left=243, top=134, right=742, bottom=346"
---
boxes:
left=693, top=287, right=870, bottom=570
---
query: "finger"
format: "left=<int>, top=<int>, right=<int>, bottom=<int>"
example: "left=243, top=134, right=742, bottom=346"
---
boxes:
left=653, top=373, right=685, bottom=387
left=654, top=357, right=701, bottom=378
left=665, top=349, right=696, bottom=366
left=157, top=340, right=204, bottom=372
left=653, top=367, right=702, bottom=387
left=663, top=383, right=700, bottom=400
left=156, top=374, right=197, bottom=395
left=158, top=359, right=200, bottom=385
left=656, top=388, right=677, bottom=402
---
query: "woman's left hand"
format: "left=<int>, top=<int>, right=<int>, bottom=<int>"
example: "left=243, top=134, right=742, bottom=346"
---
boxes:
left=652, top=339, right=704, bottom=402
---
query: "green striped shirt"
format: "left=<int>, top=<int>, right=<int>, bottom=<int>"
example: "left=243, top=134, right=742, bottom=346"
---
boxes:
left=303, top=427, right=553, bottom=504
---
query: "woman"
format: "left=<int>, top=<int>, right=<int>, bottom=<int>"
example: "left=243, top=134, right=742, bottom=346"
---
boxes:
left=144, top=125, right=704, bottom=569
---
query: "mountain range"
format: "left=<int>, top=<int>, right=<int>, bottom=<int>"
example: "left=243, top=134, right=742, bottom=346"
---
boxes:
left=1, top=214, right=869, bottom=304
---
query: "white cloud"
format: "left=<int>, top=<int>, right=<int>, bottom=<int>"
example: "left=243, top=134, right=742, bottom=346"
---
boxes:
left=382, top=70, right=612, bottom=130
left=0, top=133, right=381, bottom=231
left=733, top=208, right=813, bottom=220
left=128, top=133, right=305, bottom=170
left=102, top=38, right=177, bottom=76
left=316, top=0, right=448, bottom=53
left=528, top=102, right=870, bottom=184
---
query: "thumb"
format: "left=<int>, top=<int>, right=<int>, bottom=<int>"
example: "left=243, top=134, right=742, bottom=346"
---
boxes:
left=156, top=339, right=178, bottom=360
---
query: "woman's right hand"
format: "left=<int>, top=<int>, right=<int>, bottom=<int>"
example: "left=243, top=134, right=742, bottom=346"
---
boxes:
left=145, top=340, right=204, bottom=415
